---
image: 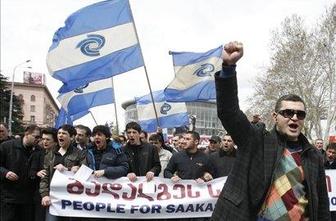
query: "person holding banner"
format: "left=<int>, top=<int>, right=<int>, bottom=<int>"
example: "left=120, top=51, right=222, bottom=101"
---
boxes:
left=40, top=124, right=87, bottom=221
left=123, top=122, right=161, bottom=182
left=86, top=125, right=128, bottom=179
left=211, top=41, right=330, bottom=220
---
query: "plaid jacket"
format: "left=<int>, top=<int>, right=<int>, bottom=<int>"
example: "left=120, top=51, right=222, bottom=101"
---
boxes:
left=211, top=70, right=330, bottom=221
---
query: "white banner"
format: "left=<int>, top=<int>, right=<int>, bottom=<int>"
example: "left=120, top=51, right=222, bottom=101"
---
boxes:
left=50, top=170, right=336, bottom=219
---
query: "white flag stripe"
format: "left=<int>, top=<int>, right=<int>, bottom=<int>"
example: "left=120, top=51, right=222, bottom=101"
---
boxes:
left=168, top=56, right=222, bottom=90
left=58, top=77, right=112, bottom=109
left=137, top=102, right=187, bottom=121
left=48, top=23, right=137, bottom=72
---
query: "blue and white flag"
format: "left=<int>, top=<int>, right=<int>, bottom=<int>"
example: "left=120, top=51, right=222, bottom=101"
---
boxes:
left=47, top=0, right=144, bottom=93
left=136, top=90, right=189, bottom=133
left=164, top=46, right=223, bottom=102
left=58, top=77, right=115, bottom=116
left=55, top=108, right=89, bottom=128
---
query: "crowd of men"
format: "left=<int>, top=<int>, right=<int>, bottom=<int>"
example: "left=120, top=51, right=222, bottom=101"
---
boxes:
left=1, top=41, right=336, bottom=221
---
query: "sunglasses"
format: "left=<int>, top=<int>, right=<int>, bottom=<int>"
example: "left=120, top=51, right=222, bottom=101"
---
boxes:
left=277, top=109, right=306, bottom=120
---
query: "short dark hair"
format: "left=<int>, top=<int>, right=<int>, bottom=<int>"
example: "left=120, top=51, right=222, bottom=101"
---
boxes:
left=41, top=127, right=58, bottom=142
left=274, top=94, right=306, bottom=112
left=326, top=143, right=336, bottom=151
left=186, top=131, right=200, bottom=141
left=75, top=124, right=92, bottom=137
left=149, top=134, right=163, bottom=143
left=125, top=121, right=141, bottom=133
left=58, top=124, right=76, bottom=137
left=92, top=125, right=111, bottom=138
left=25, top=124, right=40, bottom=134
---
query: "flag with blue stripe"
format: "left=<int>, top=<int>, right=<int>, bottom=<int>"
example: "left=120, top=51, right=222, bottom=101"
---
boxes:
left=47, top=0, right=144, bottom=93
left=55, top=108, right=89, bottom=128
left=58, top=77, right=115, bottom=116
left=136, top=90, right=189, bottom=133
left=164, top=46, right=223, bottom=102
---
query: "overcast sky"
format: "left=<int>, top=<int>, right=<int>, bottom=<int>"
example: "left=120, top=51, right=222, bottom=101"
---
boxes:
left=1, top=0, right=334, bottom=130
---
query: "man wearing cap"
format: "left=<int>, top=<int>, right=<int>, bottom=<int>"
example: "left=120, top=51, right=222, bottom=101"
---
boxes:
left=206, top=135, right=221, bottom=154
left=211, top=41, right=330, bottom=220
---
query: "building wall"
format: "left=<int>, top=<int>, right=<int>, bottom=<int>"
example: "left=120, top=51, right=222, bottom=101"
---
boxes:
left=12, top=83, right=59, bottom=127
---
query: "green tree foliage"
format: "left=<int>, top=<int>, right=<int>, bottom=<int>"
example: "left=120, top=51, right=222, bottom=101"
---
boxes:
left=0, top=73, right=24, bottom=134
left=248, top=4, right=336, bottom=141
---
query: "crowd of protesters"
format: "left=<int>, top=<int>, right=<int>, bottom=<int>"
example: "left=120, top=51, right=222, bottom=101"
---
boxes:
left=1, top=42, right=336, bottom=221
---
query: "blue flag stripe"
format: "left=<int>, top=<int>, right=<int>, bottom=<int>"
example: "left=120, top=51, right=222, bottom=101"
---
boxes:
left=164, top=80, right=216, bottom=102
left=136, top=90, right=165, bottom=104
left=65, top=88, right=114, bottom=115
left=49, top=0, right=132, bottom=51
left=171, top=46, right=222, bottom=66
left=57, top=44, right=143, bottom=93
left=139, top=112, right=189, bottom=133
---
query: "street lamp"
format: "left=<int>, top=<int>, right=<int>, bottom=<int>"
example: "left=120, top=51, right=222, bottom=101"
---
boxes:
left=8, top=60, right=31, bottom=135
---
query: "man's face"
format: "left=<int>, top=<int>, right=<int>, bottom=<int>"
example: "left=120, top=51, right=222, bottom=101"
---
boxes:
left=172, top=136, right=179, bottom=147
left=178, top=137, right=185, bottom=150
left=93, top=132, right=107, bottom=150
left=314, top=140, right=324, bottom=150
left=139, top=132, right=147, bottom=143
left=24, top=129, right=41, bottom=146
left=127, top=129, right=140, bottom=145
left=149, top=139, right=162, bottom=151
left=182, top=133, right=198, bottom=152
left=57, top=129, right=72, bottom=149
left=208, top=140, right=220, bottom=152
left=326, top=148, right=336, bottom=161
left=75, top=128, right=88, bottom=145
left=42, top=134, right=57, bottom=150
left=0, top=124, right=9, bottom=140
left=273, top=101, right=305, bottom=141
left=221, top=135, right=234, bottom=151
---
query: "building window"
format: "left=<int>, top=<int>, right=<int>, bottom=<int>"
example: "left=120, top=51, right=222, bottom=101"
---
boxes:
left=31, top=95, right=36, bottom=102
left=30, top=115, right=35, bottom=123
left=30, top=105, right=35, bottom=112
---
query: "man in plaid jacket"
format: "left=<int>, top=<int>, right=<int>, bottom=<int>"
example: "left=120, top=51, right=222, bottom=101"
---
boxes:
left=211, top=41, right=330, bottom=221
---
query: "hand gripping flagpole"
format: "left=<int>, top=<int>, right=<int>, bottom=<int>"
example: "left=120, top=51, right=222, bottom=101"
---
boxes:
left=127, top=0, right=160, bottom=129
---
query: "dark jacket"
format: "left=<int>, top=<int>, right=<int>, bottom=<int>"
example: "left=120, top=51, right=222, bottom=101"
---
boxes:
left=209, top=148, right=236, bottom=178
left=123, top=142, right=161, bottom=176
left=324, top=160, right=336, bottom=169
left=0, top=138, right=40, bottom=203
left=211, top=68, right=330, bottom=221
left=164, top=149, right=213, bottom=180
left=86, top=141, right=129, bottom=179
left=39, top=145, right=87, bottom=197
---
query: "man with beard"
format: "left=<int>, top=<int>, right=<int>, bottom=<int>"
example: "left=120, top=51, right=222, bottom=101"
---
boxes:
left=40, top=124, right=86, bottom=221
left=75, top=124, right=91, bottom=151
left=164, top=131, right=214, bottom=221
left=209, top=134, right=236, bottom=178
left=123, top=122, right=161, bottom=182
left=211, top=41, right=330, bottom=220
left=0, top=124, right=41, bottom=221
left=164, top=131, right=214, bottom=183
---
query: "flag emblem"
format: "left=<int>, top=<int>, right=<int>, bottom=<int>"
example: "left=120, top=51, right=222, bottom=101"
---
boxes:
left=160, top=103, right=171, bottom=115
left=73, top=83, right=89, bottom=93
left=76, top=34, right=106, bottom=57
left=193, top=63, right=214, bottom=77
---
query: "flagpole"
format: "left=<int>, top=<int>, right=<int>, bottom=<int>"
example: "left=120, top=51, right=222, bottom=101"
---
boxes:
left=89, top=111, right=98, bottom=126
left=111, top=78, right=119, bottom=135
left=127, top=0, right=160, bottom=128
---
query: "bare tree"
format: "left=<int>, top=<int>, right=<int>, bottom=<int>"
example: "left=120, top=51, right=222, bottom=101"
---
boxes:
left=248, top=4, right=336, bottom=142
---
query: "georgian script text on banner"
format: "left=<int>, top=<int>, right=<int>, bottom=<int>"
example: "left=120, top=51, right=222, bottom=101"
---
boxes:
left=49, top=170, right=336, bottom=219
